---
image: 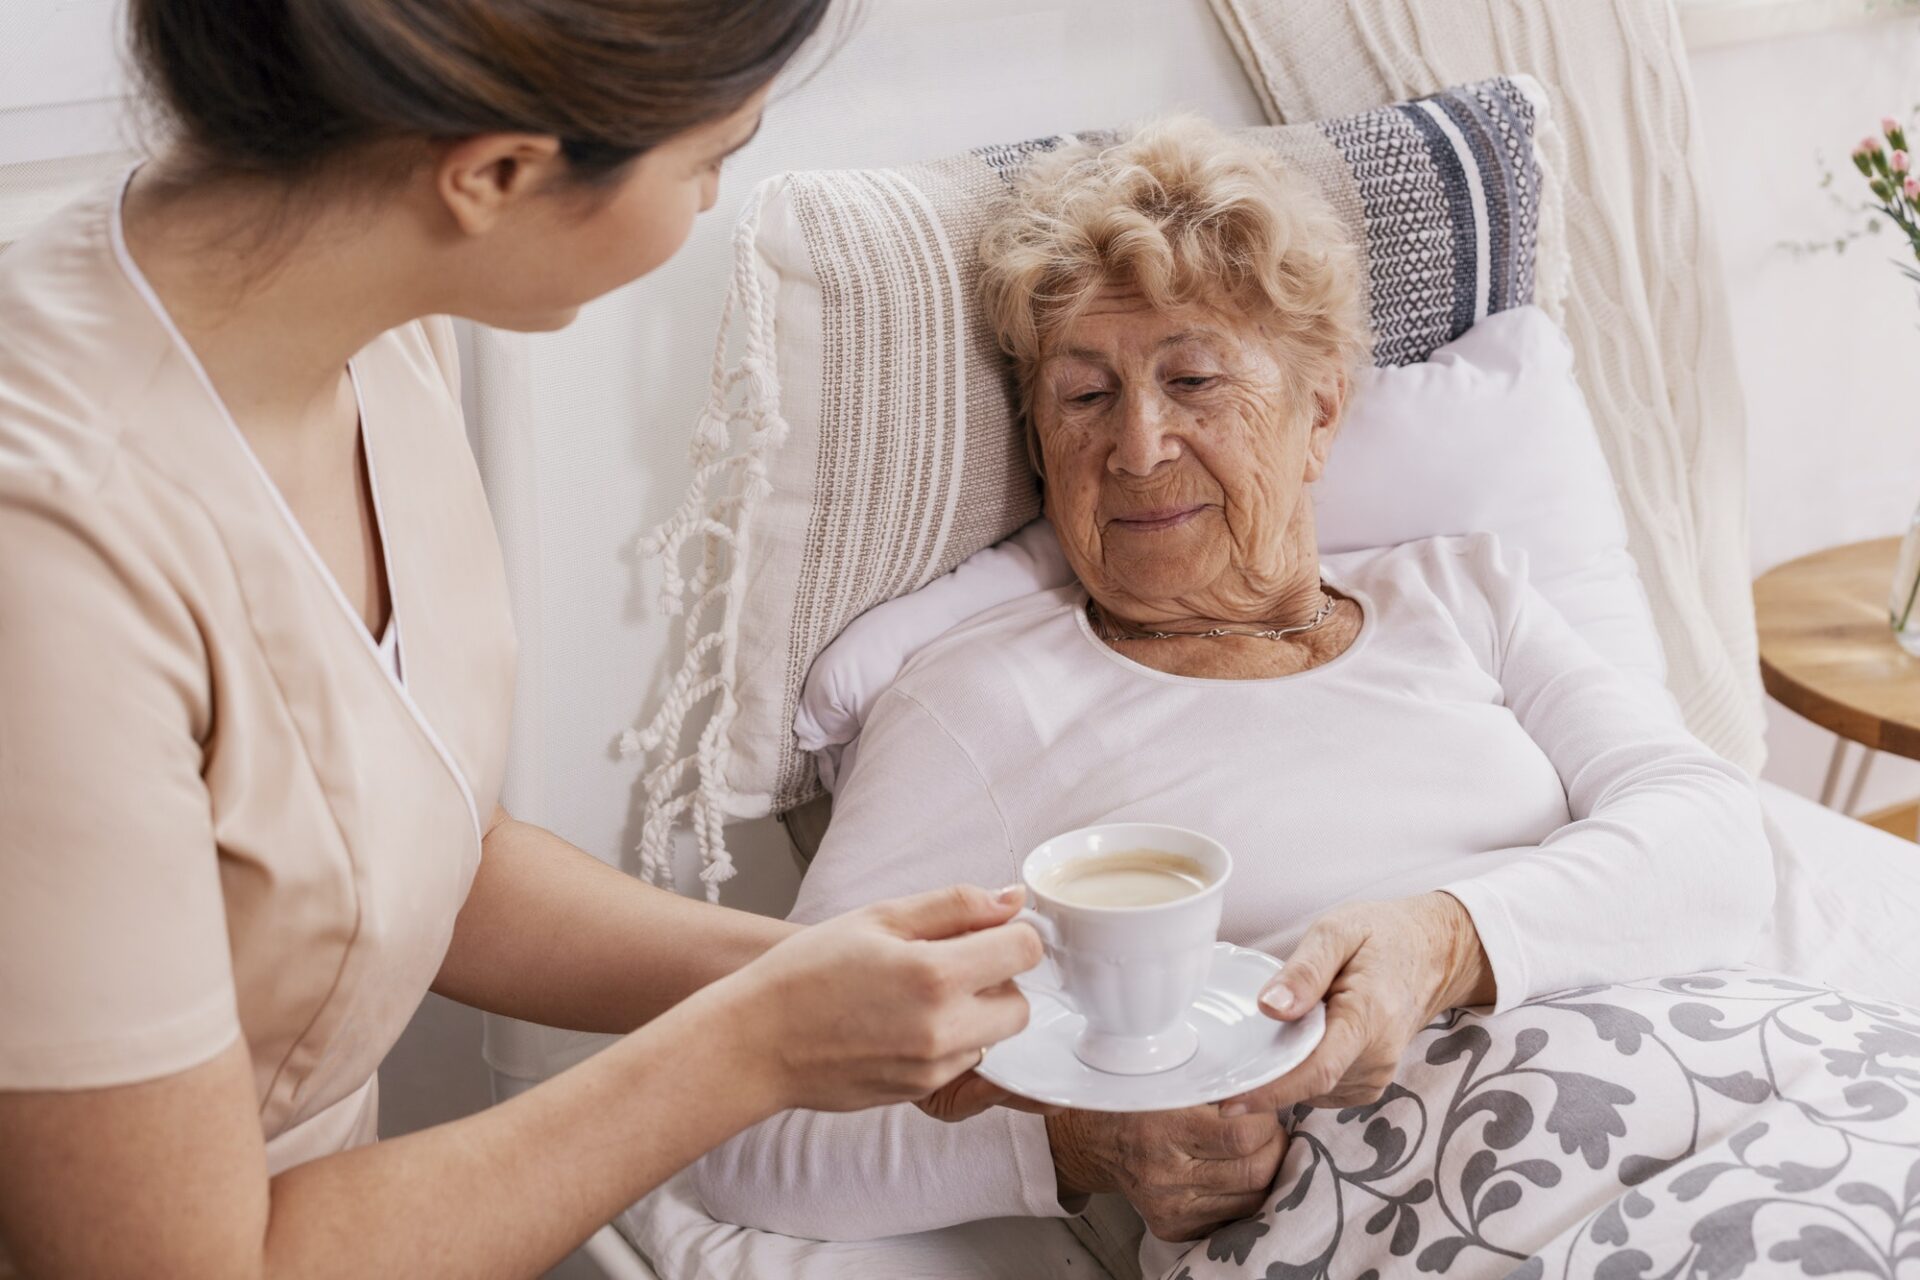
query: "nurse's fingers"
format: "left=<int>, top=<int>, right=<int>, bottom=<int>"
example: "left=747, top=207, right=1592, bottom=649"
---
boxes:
left=929, top=917, right=1047, bottom=993
left=933, top=983, right=1034, bottom=1061
left=871, top=883, right=1025, bottom=942
left=916, top=1070, right=1063, bottom=1123
left=992, top=1089, right=1067, bottom=1116
left=916, top=1070, right=1004, bottom=1122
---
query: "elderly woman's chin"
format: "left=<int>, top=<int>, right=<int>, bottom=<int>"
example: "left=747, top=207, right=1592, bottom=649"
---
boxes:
left=1097, top=515, right=1232, bottom=600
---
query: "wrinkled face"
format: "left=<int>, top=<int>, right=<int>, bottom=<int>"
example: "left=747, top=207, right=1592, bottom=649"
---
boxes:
left=1033, top=286, right=1341, bottom=621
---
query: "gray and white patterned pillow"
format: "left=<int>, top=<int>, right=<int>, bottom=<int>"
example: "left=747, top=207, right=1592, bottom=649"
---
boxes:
left=638, top=77, right=1566, bottom=892
left=1165, top=968, right=1920, bottom=1280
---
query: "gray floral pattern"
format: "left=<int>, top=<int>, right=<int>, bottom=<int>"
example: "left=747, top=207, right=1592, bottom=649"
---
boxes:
left=1166, top=969, right=1920, bottom=1280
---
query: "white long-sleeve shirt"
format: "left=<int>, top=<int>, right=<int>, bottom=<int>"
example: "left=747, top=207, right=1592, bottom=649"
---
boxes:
left=691, top=533, right=1772, bottom=1240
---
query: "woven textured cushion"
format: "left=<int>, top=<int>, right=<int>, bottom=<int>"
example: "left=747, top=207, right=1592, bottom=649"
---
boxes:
left=1205, top=0, right=1766, bottom=779
left=637, top=76, right=1566, bottom=891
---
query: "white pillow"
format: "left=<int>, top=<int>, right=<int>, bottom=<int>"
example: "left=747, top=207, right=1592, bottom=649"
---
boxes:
left=798, top=307, right=1667, bottom=789
left=1314, top=305, right=1667, bottom=685
left=794, top=518, right=1070, bottom=789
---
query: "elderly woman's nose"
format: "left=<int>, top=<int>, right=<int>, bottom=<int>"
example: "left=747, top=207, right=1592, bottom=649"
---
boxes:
left=1108, top=389, right=1182, bottom=476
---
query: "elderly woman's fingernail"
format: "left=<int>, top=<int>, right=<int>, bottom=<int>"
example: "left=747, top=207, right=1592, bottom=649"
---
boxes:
left=995, top=884, right=1024, bottom=905
left=1219, top=1102, right=1249, bottom=1118
left=1260, top=988, right=1295, bottom=1016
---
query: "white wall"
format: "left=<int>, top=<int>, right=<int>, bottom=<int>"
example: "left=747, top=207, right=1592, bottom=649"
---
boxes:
left=0, top=0, right=132, bottom=164
left=1691, top=14, right=1920, bottom=811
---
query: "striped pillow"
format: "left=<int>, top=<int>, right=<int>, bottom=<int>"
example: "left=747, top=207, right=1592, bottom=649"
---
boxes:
left=636, top=76, right=1565, bottom=895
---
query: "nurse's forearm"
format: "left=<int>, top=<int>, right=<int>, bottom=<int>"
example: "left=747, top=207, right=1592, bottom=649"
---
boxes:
left=0, top=884, right=1033, bottom=1280
left=0, top=985, right=786, bottom=1280
left=432, top=808, right=794, bottom=1032
left=265, top=979, right=785, bottom=1280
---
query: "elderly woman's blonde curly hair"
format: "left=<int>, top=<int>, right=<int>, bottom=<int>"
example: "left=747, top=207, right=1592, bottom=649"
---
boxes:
left=979, top=115, right=1368, bottom=450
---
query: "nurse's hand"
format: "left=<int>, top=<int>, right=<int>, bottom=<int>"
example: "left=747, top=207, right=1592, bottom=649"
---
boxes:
left=723, top=884, right=1047, bottom=1115
left=917, top=1067, right=1062, bottom=1122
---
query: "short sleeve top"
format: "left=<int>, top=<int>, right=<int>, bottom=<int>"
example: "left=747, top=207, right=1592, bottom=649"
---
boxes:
left=0, top=178, right=517, bottom=1173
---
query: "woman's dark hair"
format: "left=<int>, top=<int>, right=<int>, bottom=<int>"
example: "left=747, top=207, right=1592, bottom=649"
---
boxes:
left=129, top=0, right=834, bottom=183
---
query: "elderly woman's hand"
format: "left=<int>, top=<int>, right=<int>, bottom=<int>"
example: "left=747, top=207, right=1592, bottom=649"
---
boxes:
left=1222, top=893, right=1495, bottom=1116
left=1046, top=1105, right=1287, bottom=1241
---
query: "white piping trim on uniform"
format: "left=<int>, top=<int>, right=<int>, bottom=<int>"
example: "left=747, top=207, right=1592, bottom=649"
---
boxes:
left=356, top=385, right=406, bottom=687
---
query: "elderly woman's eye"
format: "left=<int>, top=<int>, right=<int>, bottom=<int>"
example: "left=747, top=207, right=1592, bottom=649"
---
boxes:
left=1171, top=375, right=1216, bottom=390
left=1066, top=389, right=1111, bottom=406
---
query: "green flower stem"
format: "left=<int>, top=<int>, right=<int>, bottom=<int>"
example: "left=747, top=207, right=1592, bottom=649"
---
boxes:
left=1898, top=559, right=1920, bottom=635
left=1860, top=195, right=1920, bottom=267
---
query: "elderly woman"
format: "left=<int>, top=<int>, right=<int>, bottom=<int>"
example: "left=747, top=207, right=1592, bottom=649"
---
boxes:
left=691, top=117, right=1770, bottom=1246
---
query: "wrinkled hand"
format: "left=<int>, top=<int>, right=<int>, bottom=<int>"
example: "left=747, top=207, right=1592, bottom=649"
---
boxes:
left=1221, top=892, right=1495, bottom=1117
left=1046, top=1105, right=1288, bottom=1241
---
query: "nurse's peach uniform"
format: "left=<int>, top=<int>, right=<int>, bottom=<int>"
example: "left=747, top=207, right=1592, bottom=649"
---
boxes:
left=0, top=176, right=516, bottom=1255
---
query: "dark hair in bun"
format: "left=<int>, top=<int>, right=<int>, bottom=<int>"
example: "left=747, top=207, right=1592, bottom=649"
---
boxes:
left=129, top=0, right=832, bottom=182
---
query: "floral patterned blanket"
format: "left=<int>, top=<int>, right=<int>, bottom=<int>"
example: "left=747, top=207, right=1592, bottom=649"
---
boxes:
left=1165, top=969, right=1920, bottom=1280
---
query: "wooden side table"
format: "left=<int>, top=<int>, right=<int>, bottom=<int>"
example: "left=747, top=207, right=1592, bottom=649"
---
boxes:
left=1754, top=537, right=1920, bottom=815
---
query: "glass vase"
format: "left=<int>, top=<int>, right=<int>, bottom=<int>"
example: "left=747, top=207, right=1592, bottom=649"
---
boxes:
left=1891, top=498, right=1920, bottom=658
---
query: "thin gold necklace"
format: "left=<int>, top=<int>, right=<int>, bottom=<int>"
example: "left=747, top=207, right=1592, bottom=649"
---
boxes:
left=1087, top=591, right=1337, bottom=642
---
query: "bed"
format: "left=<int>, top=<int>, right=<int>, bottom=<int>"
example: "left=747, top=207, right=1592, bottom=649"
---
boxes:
left=603, top=777, right=1920, bottom=1280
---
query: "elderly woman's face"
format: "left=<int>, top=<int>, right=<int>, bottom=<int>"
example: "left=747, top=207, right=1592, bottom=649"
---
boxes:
left=1034, top=285, right=1341, bottom=619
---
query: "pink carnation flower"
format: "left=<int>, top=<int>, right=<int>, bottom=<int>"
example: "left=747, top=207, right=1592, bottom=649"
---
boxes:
left=1906, top=175, right=1920, bottom=200
left=1885, top=116, right=1902, bottom=135
left=1895, top=150, right=1912, bottom=173
left=1863, top=135, right=1885, bottom=154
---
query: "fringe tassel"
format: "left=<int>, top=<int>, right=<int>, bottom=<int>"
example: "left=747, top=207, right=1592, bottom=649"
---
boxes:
left=627, top=181, right=785, bottom=901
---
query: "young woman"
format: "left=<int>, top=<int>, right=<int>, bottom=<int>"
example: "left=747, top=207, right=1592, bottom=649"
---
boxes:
left=0, top=2, right=1045, bottom=1275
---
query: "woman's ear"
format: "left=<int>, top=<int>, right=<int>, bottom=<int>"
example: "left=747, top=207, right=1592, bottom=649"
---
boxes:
left=1301, top=372, right=1350, bottom=484
left=435, top=134, right=567, bottom=236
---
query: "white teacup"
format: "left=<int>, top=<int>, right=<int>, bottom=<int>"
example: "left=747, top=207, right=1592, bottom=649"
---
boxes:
left=1017, top=823, right=1231, bottom=1075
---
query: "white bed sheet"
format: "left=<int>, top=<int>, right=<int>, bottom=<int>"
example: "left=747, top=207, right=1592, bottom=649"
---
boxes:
left=615, top=1171, right=1109, bottom=1280
left=615, top=781, right=1920, bottom=1280
left=1749, top=778, right=1920, bottom=1005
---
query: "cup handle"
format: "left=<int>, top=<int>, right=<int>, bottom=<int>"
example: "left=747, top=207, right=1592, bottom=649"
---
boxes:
left=1013, top=907, right=1070, bottom=1007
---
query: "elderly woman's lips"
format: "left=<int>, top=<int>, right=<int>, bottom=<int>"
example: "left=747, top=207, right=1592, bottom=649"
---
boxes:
left=1109, top=506, right=1205, bottom=532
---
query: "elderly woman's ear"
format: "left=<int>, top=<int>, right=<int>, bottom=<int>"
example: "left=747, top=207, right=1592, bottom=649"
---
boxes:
left=1302, top=372, right=1350, bottom=486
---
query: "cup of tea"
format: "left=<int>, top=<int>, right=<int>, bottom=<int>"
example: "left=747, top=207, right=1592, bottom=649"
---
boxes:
left=1016, top=822, right=1231, bottom=1075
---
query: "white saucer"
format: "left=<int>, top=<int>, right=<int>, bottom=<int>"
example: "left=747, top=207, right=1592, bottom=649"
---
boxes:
left=978, top=942, right=1326, bottom=1112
